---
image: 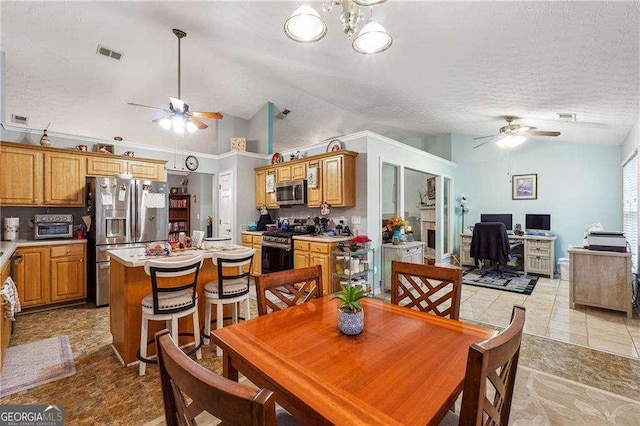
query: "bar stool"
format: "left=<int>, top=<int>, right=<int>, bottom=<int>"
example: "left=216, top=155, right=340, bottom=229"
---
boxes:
left=138, top=254, right=203, bottom=376
left=202, top=248, right=254, bottom=356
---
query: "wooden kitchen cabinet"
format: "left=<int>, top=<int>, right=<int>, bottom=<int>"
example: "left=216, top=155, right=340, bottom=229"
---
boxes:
left=293, top=240, right=338, bottom=295
left=255, top=170, right=266, bottom=208
left=86, top=156, right=126, bottom=176
left=306, top=160, right=322, bottom=207
left=0, top=145, right=44, bottom=205
left=127, top=159, right=165, bottom=180
left=241, top=233, right=263, bottom=276
left=86, top=157, right=165, bottom=180
left=323, top=153, right=356, bottom=207
left=50, top=244, right=86, bottom=302
left=44, top=151, right=86, bottom=205
left=13, top=242, right=86, bottom=308
left=14, top=246, right=50, bottom=307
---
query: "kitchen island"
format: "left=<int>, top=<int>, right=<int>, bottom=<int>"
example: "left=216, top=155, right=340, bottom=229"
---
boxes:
left=108, top=244, right=253, bottom=365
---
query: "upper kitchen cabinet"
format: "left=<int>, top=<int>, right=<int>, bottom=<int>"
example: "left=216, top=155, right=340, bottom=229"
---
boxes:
left=255, top=168, right=279, bottom=209
left=307, top=159, right=322, bottom=207
left=276, top=162, right=306, bottom=183
left=323, top=152, right=357, bottom=207
left=126, top=159, right=165, bottom=180
left=0, top=144, right=43, bottom=205
left=1, top=143, right=85, bottom=206
left=86, top=156, right=165, bottom=181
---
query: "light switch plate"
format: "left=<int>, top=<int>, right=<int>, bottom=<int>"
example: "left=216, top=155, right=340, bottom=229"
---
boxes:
left=351, top=216, right=361, bottom=225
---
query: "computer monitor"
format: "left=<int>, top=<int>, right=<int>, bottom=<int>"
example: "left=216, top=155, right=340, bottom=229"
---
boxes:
left=480, top=214, right=513, bottom=231
left=525, top=214, right=551, bottom=233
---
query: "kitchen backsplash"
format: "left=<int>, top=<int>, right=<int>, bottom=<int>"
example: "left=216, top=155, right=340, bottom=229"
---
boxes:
left=1, top=206, right=86, bottom=240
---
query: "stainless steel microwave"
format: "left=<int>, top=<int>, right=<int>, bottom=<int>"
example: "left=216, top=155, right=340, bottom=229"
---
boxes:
left=275, top=180, right=307, bottom=206
left=34, top=214, right=74, bottom=239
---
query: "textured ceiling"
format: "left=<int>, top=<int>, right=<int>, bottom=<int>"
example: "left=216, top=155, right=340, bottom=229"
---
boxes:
left=1, top=1, right=638, bottom=154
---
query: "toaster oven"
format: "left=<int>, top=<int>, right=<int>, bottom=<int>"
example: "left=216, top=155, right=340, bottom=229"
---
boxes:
left=34, top=214, right=74, bottom=239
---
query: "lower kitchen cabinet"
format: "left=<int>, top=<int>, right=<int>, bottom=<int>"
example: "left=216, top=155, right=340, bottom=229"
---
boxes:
left=241, top=233, right=263, bottom=276
left=14, top=242, right=86, bottom=308
left=293, top=240, right=339, bottom=296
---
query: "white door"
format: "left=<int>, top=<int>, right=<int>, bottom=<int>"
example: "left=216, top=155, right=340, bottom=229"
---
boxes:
left=218, top=171, right=233, bottom=238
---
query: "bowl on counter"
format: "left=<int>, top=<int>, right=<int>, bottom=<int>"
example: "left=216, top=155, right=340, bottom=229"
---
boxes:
left=265, top=224, right=278, bottom=232
left=247, top=225, right=258, bottom=231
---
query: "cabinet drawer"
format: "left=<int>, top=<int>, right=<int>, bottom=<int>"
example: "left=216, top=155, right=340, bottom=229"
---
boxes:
left=294, top=240, right=309, bottom=251
left=50, top=244, right=85, bottom=258
left=242, top=235, right=253, bottom=244
left=526, top=242, right=550, bottom=257
left=252, top=236, right=263, bottom=244
left=309, top=242, right=330, bottom=254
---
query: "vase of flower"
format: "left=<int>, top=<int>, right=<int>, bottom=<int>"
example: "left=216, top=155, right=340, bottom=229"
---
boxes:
left=386, top=216, right=406, bottom=245
left=392, top=228, right=401, bottom=245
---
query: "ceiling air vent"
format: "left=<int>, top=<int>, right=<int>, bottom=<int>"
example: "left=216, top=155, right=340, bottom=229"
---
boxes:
left=556, top=113, right=576, bottom=122
left=96, top=45, right=123, bottom=61
left=11, top=114, right=29, bottom=125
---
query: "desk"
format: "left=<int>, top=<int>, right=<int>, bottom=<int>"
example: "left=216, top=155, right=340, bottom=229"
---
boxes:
left=568, top=248, right=633, bottom=318
left=460, top=233, right=556, bottom=278
left=212, top=297, right=494, bottom=425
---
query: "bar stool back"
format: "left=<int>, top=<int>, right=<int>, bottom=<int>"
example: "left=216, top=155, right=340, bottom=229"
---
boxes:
left=203, top=248, right=255, bottom=356
left=138, top=254, right=203, bottom=376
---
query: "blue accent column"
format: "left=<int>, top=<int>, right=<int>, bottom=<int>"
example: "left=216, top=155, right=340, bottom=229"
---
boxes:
left=267, top=102, right=273, bottom=155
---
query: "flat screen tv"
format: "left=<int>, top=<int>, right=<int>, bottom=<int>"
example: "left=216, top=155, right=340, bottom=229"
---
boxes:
left=480, top=214, right=513, bottom=231
left=525, top=214, right=551, bottom=233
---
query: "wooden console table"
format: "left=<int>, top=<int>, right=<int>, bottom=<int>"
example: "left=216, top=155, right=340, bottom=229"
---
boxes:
left=568, top=247, right=633, bottom=318
left=460, top=233, right=556, bottom=278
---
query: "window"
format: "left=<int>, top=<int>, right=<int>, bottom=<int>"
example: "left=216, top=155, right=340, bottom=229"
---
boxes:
left=623, top=152, right=637, bottom=273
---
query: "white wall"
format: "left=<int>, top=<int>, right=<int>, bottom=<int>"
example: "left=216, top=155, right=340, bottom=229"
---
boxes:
left=217, top=115, right=251, bottom=154
left=248, top=102, right=271, bottom=154
left=621, top=115, right=640, bottom=161
left=402, top=134, right=452, bottom=161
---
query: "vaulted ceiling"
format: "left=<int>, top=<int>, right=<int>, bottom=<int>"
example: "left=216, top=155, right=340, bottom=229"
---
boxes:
left=1, top=1, right=638, bottom=154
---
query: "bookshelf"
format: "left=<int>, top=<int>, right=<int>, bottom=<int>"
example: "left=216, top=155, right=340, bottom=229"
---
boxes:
left=169, top=194, right=190, bottom=241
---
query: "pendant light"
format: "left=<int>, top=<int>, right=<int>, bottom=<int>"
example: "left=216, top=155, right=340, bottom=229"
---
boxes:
left=284, top=3, right=327, bottom=43
left=352, top=9, right=392, bottom=54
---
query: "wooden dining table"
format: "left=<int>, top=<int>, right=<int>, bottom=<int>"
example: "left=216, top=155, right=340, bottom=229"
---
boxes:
left=212, top=296, right=495, bottom=425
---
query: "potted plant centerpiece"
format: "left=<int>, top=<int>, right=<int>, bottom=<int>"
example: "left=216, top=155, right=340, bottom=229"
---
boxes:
left=386, top=216, right=406, bottom=245
left=336, top=284, right=368, bottom=335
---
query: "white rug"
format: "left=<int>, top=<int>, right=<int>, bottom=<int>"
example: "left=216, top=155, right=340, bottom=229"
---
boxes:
left=0, top=335, right=75, bottom=398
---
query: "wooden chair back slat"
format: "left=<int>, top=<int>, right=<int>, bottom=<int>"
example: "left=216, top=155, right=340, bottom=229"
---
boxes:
left=155, top=329, right=277, bottom=426
left=255, top=266, right=323, bottom=316
left=390, top=261, right=462, bottom=320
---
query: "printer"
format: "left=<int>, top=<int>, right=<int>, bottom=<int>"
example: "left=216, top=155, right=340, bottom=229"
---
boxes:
left=587, top=232, right=627, bottom=252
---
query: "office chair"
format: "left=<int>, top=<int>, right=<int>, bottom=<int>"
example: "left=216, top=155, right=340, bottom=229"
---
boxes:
left=470, top=222, right=523, bottom=278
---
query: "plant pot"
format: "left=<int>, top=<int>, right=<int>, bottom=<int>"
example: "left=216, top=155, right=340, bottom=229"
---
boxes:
left=338, top=309, right=364, bottom=335
left=392, top=229, right=401, bottom=245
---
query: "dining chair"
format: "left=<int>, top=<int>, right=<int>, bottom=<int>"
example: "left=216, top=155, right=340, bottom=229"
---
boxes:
left=138, top=254, right=203, bottom=376
left=440, top=305, right=526, bottom=426
left=155, top=329, right=299, bottom=426
left=390, top=260, right=462, bottom=320
left=255, top=265, right=323, bottom=316
left=202, top=248, right=254, bottom=356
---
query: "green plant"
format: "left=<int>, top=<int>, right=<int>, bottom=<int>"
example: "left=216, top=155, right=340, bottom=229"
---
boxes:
left=335, top=285, right=368, bottom=313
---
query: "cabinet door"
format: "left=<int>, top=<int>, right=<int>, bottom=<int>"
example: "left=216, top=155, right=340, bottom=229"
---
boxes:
left=265, top=171, right=279, bottom=209
left=291, top=163, right=306, bottom=180
left=276, top=165, right=292, bottom=183
left=50, top=255, right=86, bottom=302
left=127, top=160, right=164, bottom=181
left=44, top=152, right=85, bottom=205
left=323, top=154, right=356, bottom=207
left=310, top=254, right=330, bottom=295
left=307, top=161, right=322, bottom=207
left=86, top=157, right=126, bottom=176
left=253, top=245, right=262, bottom=276
left=14, top=247, right=50, bottom=307
left=255, top=170, right=266, bottom=208
left=0, top=146, right=43, bottom=205
left=294, top=251, right=309, bottom=269
left=460, top=236, right=473, bottom=266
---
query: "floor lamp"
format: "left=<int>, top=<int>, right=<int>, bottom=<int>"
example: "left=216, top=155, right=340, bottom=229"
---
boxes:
left=460, top=194, right=468, bottom=231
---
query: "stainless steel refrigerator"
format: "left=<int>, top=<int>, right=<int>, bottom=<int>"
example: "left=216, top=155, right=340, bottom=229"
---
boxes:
left=87, top=177, right=168, bottom=306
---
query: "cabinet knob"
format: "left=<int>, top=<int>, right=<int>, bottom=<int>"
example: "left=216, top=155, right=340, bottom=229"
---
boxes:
left=80, top=258, right=83, bottom=262
left=66, top=249, right=70, bottom=253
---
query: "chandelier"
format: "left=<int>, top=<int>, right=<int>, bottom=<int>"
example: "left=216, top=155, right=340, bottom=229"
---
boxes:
left=284, top=0, right=392, bottom=54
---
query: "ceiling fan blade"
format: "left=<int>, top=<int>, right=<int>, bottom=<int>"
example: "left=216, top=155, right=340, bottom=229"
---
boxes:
left=128, top=102, right=168, bottom=112
left=169, top=97, right=186, bottom=113
left=152, top=115, right=172, bottom=123
left=187, top=117, right=208, bottom=130
left=191, top=111, right=223, bottom=120
left=473, top=134, right=498, bottom=140
left=523, top=130, right=561, bottom=137
left=473, top=135, right=502, bottom=149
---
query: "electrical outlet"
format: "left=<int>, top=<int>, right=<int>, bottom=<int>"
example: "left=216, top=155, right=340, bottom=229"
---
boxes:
left=28, top=217, right=34, bottom=228
left=351, top=216, right=361, bottom=225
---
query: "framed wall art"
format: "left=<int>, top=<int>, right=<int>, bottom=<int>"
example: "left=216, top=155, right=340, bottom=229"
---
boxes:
left=427, top=177, right=436, bottom=200
left=512, top=173, right=537, bottom=200
left=96, top=143, right=115, bottom=154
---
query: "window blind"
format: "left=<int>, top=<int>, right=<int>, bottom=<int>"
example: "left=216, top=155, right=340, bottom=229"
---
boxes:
left=623, top=152, right=637, bottom=273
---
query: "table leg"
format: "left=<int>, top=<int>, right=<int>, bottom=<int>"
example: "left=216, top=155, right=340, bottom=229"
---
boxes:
left=222, top=352, right=239, bottom=382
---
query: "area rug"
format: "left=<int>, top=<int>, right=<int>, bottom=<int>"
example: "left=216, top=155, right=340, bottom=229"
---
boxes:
left=0, top=335, right=75, bottom=398
left=462, top=269, right=538, bottom=295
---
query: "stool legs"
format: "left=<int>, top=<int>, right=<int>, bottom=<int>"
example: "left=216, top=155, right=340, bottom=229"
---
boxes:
left=203, top=300, right=212, bottom=345
left=139, top=315, right=148, bottom=376
left=192, top=307, right=202, bottom=360
left=216, top=302, right=224, bottom=356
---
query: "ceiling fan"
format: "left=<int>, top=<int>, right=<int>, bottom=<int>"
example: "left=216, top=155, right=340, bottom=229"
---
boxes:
left=473, top=116, right=560, bottom=149
left=128, top=29, right=223, bottom=133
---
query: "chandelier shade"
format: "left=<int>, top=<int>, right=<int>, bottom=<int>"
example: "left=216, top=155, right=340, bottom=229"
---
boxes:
left=284, top=4, right=327, bottom=43
left=352, top=20, right=392, bottom=54
left=353, top=0, right=387, bottom=6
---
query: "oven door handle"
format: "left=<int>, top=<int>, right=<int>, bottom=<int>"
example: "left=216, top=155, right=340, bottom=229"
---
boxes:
left=261, top=241, right=291, bottom=250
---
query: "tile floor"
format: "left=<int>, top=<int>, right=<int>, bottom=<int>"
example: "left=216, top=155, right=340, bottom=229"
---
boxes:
left=460, top=276, right=640, bottom=359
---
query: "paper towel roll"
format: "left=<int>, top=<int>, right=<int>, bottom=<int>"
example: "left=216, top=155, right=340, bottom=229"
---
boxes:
left=4, top=217, right=19, bottom=230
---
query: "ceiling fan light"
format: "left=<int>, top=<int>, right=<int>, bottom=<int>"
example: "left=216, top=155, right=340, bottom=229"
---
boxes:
left=496, top=135, right=526, bottom=148
left=353, top=0, right=387, bottom=6
left=284, top=4, right=327, bottom=43
left=158, top=117, right=172, bottom=130
left=172, top=116, right=185, bottom=134
left=352, top=20, right=392, bottom=54
left=186, top=120, right=197, bottom=133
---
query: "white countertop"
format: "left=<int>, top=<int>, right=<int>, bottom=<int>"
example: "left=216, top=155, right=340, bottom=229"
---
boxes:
left=293, top=235, right=354, bottom=243
left=381, top=241, right=425, bottom=248
left=0, top=241, right=18, bottom=273
left=108, top=244, right=253, bottom=267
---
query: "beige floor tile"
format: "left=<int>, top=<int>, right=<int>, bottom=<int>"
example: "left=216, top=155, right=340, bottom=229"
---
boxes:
left=588, top=336, right=639, bottom=358
left=545, top=328, right=589, bottom=346
left=586, top=308, right=626, bottom=324
left=587, top=327, right=633, bottom=345
left=523, top=323, right=548, bottom=336
left=476, top=313, right=511, bottom=327
left=548, top=319, right=588, bottom=336
left=469, top=289, right=502, bottom=302
left=495, top=293, right=528, bottom=304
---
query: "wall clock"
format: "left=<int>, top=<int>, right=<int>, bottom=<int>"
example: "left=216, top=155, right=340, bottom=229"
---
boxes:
left=185, top=155, right=199, bottom=171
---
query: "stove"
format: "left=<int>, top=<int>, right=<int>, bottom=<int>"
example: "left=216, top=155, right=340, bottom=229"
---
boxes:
left=261, top=224, right=314, bottom=274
